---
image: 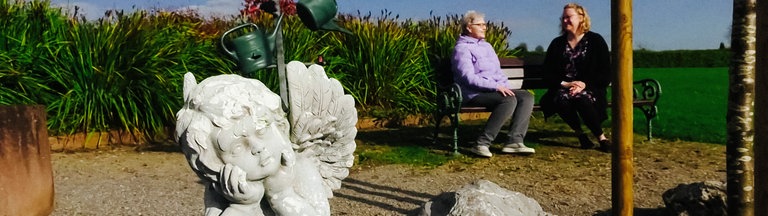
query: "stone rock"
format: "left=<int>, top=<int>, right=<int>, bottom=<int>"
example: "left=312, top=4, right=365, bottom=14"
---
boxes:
left=417, top=179, right=553, bottom=216
left=662, top=181, right=727, bottom=216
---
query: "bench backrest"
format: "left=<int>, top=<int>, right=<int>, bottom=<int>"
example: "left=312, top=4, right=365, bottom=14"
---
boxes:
left=436, top=57, right=547, bottom=90
left=499, top=57, right=548, bottom=90
left=501, top=57, right=663, bottom=106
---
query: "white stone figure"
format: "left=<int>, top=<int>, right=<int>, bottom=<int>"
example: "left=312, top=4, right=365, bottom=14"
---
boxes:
left=175, top=61, right=357, bottom=216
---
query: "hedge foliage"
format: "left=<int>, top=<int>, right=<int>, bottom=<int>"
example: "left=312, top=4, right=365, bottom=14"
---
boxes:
left=1, top=0, right=730, bottom=141
left=633, top=49, right=729, bottom=68
left=521, top=49, right=730, bottom=68
left=0, top=1, right=513, bottom=138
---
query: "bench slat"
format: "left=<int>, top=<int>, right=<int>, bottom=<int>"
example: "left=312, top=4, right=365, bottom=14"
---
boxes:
left=502, top=68, right=525, bottom=89
left=462, top=101, right=654, bottom=112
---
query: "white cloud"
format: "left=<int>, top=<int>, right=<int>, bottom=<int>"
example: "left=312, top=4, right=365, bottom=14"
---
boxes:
left=183, top=0, right=242, bottom=19
left=49, top=0, right=244, bottom=20
left=50, top=1, right=105, bottom=20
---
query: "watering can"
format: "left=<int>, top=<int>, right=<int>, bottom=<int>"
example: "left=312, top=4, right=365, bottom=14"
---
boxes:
left=221, top=21, right=280, bottom=74
left=297, top=0, right=352, bottom=34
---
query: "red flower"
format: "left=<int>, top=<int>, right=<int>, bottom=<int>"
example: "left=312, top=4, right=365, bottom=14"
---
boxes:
left=241, top=0, right=296, bottom=16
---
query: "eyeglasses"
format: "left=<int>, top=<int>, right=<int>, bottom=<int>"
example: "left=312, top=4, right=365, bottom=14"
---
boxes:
left=561, top=14, right=581, bottom=21
left=470, top=23, right=487, bottom=27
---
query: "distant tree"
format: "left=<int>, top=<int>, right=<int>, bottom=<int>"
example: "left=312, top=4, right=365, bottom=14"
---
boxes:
left=534, top=45, right=545, bottom=53
left=515, top=43, right=528, bottom=53
left=727, top=0, right=756, bottom=215
left=720, top=42, right=727, bottom=50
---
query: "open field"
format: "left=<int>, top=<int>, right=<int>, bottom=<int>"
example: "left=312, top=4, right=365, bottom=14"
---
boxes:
left=632, top=67, right=728, bottom=144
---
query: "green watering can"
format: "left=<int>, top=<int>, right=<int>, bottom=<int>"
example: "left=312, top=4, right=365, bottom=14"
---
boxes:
left=221, top=0, right=350, bottom=74
left=297, top=0, right=352, bottom=34
left=220, top=15, right=283, bottom=74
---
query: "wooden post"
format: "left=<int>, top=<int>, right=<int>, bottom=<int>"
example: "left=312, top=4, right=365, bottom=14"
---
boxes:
left=727, top=0, right=756, bottom=215
left=0, top=105, right=54, bottom=215
left=754, top=0, right=767, bottom=215
left=611, top=0, right=634, bottom=215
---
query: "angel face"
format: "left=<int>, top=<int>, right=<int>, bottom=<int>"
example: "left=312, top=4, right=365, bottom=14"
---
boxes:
left=216, top=122, right=289, bottom=181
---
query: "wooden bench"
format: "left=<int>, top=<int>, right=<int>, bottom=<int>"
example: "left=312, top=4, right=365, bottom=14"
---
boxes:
left=433, top=57, right=662, bottom=154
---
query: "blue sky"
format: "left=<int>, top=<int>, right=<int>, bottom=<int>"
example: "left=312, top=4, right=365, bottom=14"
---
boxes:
left=49, top=0, right=732, bottom=51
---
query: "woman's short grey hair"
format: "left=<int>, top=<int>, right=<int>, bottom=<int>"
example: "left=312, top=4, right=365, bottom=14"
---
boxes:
left=461, top=10, right=485, bottom=35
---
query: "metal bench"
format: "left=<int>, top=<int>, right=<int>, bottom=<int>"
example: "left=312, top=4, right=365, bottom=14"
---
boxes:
left=433, top=57, right=662, bottom=154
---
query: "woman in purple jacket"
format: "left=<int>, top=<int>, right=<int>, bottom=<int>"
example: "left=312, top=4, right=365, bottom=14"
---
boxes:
left=451, top=10, right=535, bottom=158
left=540, top=3, right=612, bottom=152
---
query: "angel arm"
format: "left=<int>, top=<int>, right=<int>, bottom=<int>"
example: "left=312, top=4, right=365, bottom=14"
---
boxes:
left=263, top=151, right=326, bottom=215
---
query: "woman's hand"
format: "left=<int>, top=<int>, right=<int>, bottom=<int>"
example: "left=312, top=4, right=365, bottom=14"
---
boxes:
left=496, top=86, right=516, bottom=97
left=564, top=81, right=586, bottom=95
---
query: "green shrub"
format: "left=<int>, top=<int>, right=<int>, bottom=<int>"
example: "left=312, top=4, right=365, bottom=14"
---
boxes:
left=634, top=49, right=729, bottom=68
left=0, top=0, right=63, bottom=105
left=2, top=2, right=236, bottom=138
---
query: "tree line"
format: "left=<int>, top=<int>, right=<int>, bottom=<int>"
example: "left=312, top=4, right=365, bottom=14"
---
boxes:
left=516, top=43, right=729, bottom=68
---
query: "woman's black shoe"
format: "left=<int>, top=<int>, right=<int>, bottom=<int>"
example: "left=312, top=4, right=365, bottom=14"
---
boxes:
left=578, top=134, right=595, bottom=149
left=598, top=139, right=612, bottom=152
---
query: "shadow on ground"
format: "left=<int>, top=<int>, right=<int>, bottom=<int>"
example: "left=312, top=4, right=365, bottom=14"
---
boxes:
left=594, top=208, right=669, bottom=216
left=333, top=177, right=434, bottom=215
left=354, top=118, right=593, bottom=156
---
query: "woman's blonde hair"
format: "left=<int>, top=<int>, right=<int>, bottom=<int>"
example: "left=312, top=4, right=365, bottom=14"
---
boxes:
left=461, top=10, right=485, bottom=35
left=560, top=3, right=591, bottom=35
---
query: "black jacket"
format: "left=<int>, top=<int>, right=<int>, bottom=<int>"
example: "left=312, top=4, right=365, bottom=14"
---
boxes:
left=539, top=31, right=612, bottom=121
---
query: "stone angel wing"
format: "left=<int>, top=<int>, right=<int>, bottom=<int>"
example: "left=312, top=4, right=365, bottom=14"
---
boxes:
left=285, top=61, right=357, bottom=197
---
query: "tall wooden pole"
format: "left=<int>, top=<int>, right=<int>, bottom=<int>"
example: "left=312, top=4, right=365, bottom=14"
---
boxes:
left=727, top=0, right=756, bottom=215
left=610, top=0, right=634, bottom=215
left=753, top=0, right=767, bottom=215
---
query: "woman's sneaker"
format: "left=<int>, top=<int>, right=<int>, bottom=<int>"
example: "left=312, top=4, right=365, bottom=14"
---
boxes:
left=470, top=145, right=493, bottom=158
left=502, top=143, right=535, bottom=154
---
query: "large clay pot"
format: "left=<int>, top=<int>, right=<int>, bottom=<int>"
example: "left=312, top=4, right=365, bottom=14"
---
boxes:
left=0, top=105, right=54, bottom=216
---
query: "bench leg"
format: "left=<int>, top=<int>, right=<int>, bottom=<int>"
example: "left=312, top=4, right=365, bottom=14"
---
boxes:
left=450, top=113, right=460, bottom=156
left=434, top=111, right=461, bottom=155
left=646, top=118, right=653, bottom=141
left=639, top=106, right=658, bottom=142
left=433, top=112, right=443, bottom=145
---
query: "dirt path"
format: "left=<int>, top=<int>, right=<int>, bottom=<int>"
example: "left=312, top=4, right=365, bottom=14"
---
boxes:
left=50, top=135, right=725, bottom=215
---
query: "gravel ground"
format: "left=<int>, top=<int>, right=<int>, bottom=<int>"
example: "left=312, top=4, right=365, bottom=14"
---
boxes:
left=50, top=137, right=726, bottom=216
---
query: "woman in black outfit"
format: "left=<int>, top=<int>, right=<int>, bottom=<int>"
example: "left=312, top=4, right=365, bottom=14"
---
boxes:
left=540, top=3, right=612, bottom=152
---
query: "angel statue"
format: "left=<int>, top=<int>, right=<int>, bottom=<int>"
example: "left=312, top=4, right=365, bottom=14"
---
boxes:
left=174, top=61, right=357, bottom=216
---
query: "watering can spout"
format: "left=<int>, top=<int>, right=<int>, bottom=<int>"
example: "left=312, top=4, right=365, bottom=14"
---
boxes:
left=297, top=0, right=352, bottom=34
left=319, top=20, right=352, bottom=35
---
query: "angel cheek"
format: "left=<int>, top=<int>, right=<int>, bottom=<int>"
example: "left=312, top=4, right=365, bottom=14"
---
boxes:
left=219, top=123, right=289, bottom=181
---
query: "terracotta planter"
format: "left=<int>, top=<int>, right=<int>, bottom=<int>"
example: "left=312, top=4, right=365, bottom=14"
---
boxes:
left=0, top=105, right=54, bottom=216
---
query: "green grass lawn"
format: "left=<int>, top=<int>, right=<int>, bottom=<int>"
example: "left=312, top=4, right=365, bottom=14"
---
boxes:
left=525, top=67, right=728, bottom=144
left=635, top=67, right=728, bottom=144
left=528, top=67, right=728, bottom=144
